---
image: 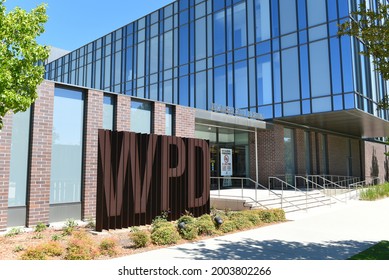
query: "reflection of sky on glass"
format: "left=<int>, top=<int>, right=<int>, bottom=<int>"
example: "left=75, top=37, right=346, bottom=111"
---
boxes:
left=53, top=88, right=84, bottom=145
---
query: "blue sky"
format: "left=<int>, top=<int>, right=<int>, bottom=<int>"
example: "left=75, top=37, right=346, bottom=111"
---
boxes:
left=4, top=0, right=175, bottom=51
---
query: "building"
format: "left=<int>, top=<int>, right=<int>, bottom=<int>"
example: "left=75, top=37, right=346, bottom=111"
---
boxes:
left=1, top=0, right=389, bottom=230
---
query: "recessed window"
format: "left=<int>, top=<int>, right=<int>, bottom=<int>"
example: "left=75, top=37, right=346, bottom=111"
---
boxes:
left=131, top=100, right=152, bottom=134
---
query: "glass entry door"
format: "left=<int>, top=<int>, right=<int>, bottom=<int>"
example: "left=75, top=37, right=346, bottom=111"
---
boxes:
left=195, top=124, right=250, bottom=182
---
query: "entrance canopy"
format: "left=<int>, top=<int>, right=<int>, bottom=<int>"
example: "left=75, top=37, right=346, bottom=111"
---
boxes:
left=277, top=109, right=389, bottom=138
left=195, top=109, right=269, bottom=132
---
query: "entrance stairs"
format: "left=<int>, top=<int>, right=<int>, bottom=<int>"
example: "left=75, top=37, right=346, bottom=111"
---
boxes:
left=210, top=175, right=378, bottom=213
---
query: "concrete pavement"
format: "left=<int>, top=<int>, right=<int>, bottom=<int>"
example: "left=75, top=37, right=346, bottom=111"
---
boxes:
left=115, top=198, right=389, bottom=260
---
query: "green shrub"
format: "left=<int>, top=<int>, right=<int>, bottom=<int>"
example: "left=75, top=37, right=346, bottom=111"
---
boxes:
left=5, top=227, right=22, bottom=237
left=62, top=219, right=78, bottom=236
left=130, top=231, right=150, bottom=248
left=219, top=220, right=237, bottom=233
left=360, top=184, right=389, bottom=201
left=99, top=238, right=118, bottom=256
left=229, top=213, right=253, bottom=230
left=195, top=214, right=216, bottom=236
left=151, top=216, right=169, bottom=231
left=252, top=209, right=276, bottom=223
left=270, top=209, right=286, bottom=222
left=151, top=223, right=180, bottom=245
left=19, top=241, right=63, bottom=260
left=241, top=211, right=263, bottom=226
left=34, top=222, right=47, bottom=232
left=177, top=215, right=198, bottom=240
left=64, top=232, right=99, bottom=260
left=20, top=247, right=47, bottom=260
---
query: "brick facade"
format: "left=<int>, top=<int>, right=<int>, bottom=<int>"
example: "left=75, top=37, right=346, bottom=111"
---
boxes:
left=82, top=89, right=103, bottom=220
left=26, top=81, right=55, bottom=227
left=115, top=94, right=131, bottom=132
left=153, top=102, right=166, bottom=135
left=0, top=114, right=13, bottom=230
left=175, top=106, right=195, bottom=138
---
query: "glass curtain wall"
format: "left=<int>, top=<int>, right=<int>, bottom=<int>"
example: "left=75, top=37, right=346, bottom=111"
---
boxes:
left=44, top=0, right=388, bottom=121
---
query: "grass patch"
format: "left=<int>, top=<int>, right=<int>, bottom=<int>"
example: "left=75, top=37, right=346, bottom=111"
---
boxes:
left=349, top=241, right=389, bottom=260
left=359, top=183, right=389, bottom=201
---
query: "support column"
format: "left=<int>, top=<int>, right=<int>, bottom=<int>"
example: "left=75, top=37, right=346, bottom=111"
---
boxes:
left=0, top=114, right=13, bottom=230
left=82, top=89, right=103, bottom=220
left=26, top=81, right=54, bottom=227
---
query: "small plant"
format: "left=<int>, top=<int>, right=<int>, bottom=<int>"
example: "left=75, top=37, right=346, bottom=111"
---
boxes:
left=39, top=241, right=64, bottom=257
left=32, top=233, right=43, bottom=239
left=219, top=220, right=237, bottom=233
left=130, top=230, right=150, bottom=248
left=195, top=214, right=216, bottom=236
left=151, top=223, right=180, bottom=245
left=34, top=222, right=47, bottom=233
left=177, top=215, right=197, bottom=240
left=99, top=238, right=118, bottom=257
left=242, top=211, right=263, bottom=226
left=62, top=219, right=78, bottom=236
left=85, top=217, right=96, bottom=229
left=20, top=247, right=47, bottom=260
left=5, top=227, right=22, bottom=237
left=13, top=245, right=24, bottom=253
left=51, top=234, right=62, bottom=241
left=64, top=232, right=99, bottom=260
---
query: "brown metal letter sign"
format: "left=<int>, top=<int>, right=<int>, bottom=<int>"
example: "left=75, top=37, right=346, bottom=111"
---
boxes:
left=96, top=130, right=210, bottom=231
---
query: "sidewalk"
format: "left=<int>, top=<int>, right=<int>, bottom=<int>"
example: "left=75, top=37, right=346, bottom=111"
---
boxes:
left=115, top=198, right=389, bottom=260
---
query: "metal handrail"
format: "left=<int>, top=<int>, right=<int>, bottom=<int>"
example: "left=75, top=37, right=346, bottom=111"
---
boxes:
left=295, top=176, right=345, bottom=204
left=269, top=176, right=329, bottom=211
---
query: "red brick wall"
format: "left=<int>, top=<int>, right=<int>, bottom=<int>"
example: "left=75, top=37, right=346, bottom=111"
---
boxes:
left=0, top=114, right=13, bottom=230
left=175, top=106, right=195, bottom=138
left=26, top=81, right=54, bottom=227
left=82, top=89, right=103, bottom=220
left=116, top=95, right=131, bottom=132
left=256, top=124, right=285, bottom=185
left=153, top=102, right=166, bottom=135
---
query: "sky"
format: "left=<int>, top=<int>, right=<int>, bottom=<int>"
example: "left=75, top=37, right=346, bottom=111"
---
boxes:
left=4, top=0, right=175, bottom=51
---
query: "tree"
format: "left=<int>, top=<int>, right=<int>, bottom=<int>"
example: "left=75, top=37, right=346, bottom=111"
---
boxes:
left=338, top=2, right=389, bottom=108
left=0, top=0, right=49, bottom=129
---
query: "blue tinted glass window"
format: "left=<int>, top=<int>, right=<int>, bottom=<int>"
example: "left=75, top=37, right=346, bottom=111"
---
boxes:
left=258, top=105, right=273, bottom=119
left=164, top=80, right=173, bottom=103
left=330, top=38, right=342, bottom=94
left=179, top=76, right=189, bottom=106
left=281, top=33, right=298, bottom=49
left=165, top=106, right=173, bottom=136
left=179, top=25, right=189, bottom=65
left=257, top=55, right=272, bottom=105
left=327, top=0, right=338, bottom=21
left=234, top=61, right=248, bottom=109
left=275, top=103, right=282, bottom=117
left=214, top=66, right=226, bottom=105
left=195, top=2, right=206, bottom=18
left=103, top=95, right=115, bottom=130
left=310, top=40, right=331, bottom=97
left=255, top=0, right=271, bottom=42
left=302, top=99, right=311, bottom=114
left=273, top=52, right=281, bottom=102
left=196, top=71, right=207, bottom=109
left=297, top=0, right=307, bottom=29
left=280, top=0, right=297, bottom=35
left=308, top=25, right=327, bottom=41
left=234, top=48, right=247, bottom=61
left=195, top=18, right=206, bottom=60
left=256, top=41, right=271, bottom=55
left=307, top=0, right=326, bottom=26
left=150, top=38, right=158, bottom=74
left=213, top=0, right=225, bottom=11
left=312, top=97, right=332, bottom=113
left=300, top=45, right=310, bottom=99
left=282, top=47, right=300, bottom=101
left=341, top=36, right=354, bottom=92
left=333, top=95, right=343, bottom=111
left=180, top=0, right=189, bottom=11
left=214, top=11, right=226, bottom=54
left=271, top=0, right=279, bottom=37
left=338, top=0, right=349, bottom=18
left=164, top=31, right=173, bottom=69
left=283, top=101, right=301, bottom=116
left=180, top=10, right=189, bottom=25
left=233, top=2, right=247, bottom=48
